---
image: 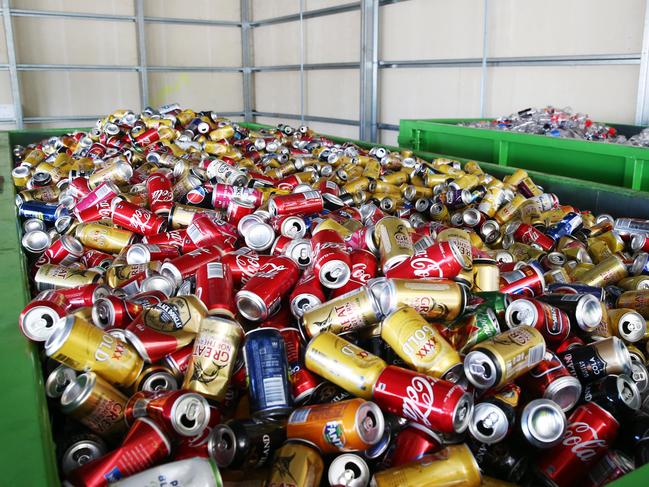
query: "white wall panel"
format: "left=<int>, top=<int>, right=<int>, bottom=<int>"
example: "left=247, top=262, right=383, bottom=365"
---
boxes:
left=148, top=72, right=243, bottom=112
left=253, top=22, right=300, bottom=66
left=254, top=71, right=301, bottom=114
left=14, top=18, right=137, bottom=65
left=380, top=0, right=484, bottom=61
left=306, top=70, right=359, bottom=119
left=488, top=0, right=644, bottom=57
left=144, top=0, right=240, bottom=22
left=307, top=121, right=358, bottom=139
left=20, top=71, right=141, bottom=117
left=379, top=130, right=398, bottom=146
left=13, top=0, right=134, bottom=15
left=484, top=65, right=639, bottom=123
left=252, top=0, right=299, bottom=21
left=0, top=22, right=8, bottom=64
left=145, top=23, right=242, bottom=67
left=379, top=67, right=482, bottom=125
left=304, top=11, right=359, bottom=64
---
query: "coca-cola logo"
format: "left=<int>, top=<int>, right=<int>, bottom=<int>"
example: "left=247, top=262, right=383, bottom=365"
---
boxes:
left=400, top=375, right=436, bottom=427
left=150, top=188, right=173, bottom=204
left=129, top=208, right=153, bottom=232
left=408, top=257, right=442, bottom=278
left=255, top=263, right=287, bottom=279
left=562, top=422, right=608, bottom=462
left=351, top=263, right=371, bottom=283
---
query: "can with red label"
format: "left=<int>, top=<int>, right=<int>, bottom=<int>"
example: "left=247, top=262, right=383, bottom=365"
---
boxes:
left=288, top=268, right=326, bottom=318
left=499, top=263, right=545, bottom=296
left=505, top=298, right=571, bottom=345
left=160, top=246, right=224, bottom=286
left=146, top=173, right=174, bottom=215
left=111, top=198, right=166, bottom=237
left=371, top=365, right=473, bottom=434
left=235, top=256, right=300, bottom=321
left=35, top=235, right=84, bottom=268
left=195, top=261, right=236, bottom=317
left=384, top=241, right=467, bottom=280
left=281, top=327, right=320, bottom=403
left=221, top=247, right=274, bottom=285
left=212, top=183, right=263, bottom=209
left=506, top=221, right=555, bottom=251
left=382, top=423, right=443, bottom=468
left=311, top=229, right=352, bottom=289
left=331, top=248, right=378, bottom=298
left=269, top=190, right=324, bottom=217
left=536, top=402, right=619, bottom=487
left=519, top=350, right=582, bottom=411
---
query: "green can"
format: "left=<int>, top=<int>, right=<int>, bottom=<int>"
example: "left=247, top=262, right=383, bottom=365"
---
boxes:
left=441, top=307, right=501, bottom=354
left=472, top=291, right=511, bottom=328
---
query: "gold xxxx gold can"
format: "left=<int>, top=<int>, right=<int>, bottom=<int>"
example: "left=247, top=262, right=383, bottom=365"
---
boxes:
left=46, top=315, right=144, bottom=387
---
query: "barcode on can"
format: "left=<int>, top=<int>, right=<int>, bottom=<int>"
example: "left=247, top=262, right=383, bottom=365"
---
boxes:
left=186, top=224, right=201, bottom=244
left=94, top=183, right=112, bottom=200
left=207, top=262, right=224, bottom=279
left=289, top=408, right=310, bottom=424
left=303, top=191, right=321, bottom=200
left=263, top=377, right=287, bottom=407
left=528, top=343, right=545, bottom=365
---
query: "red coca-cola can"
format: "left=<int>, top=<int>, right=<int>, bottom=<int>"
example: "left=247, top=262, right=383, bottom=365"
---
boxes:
left=67, top=418, right=170, bottom=487
left=143, top=229, right=197, bottom=253
left=75, top=181, right=120, bottom=213
left=384, top=241, right=466, bottom=280
left=92, top=295, right=143, bottom=329
left=195, top=261, right=236, bottom=317
left=81, top=249, right=114, bottom=269
left=19, top=294, right=69, bottom=342
left=270, top=215, right=308, bottom=239
left=331, top=248, right=378, bottom=298
left=186, top=213, right=237, bottom=250
left=160, top=246, right=224, bottom=286
left=317, top=179, right=340, bottom=196
left=35, top=235, right=84, bottom=268
left=289, top=268, right=326, bottom=318
left=124, top=389, right=211, bottom=438
left=312, top=229, right=352, bottom=289
left=111, top=198, right=167, bottom=236
left=221, top=248, right=274, bottom=285
left=173, top=405, right=222, bottom=460
left=505, top=298, right=571, bottom=345
left=372, top=365, right=473, bottom=434
left=57, top=283, right=109, bottom=309
left=212, top=183, right=263, bottom=209
left=382, top=423, right=443, bottom=468
left=281, top=327, right=320, bottom=403
left=146, top=173, right=174, bottom=215
left=519, top=351, right=582, bottom=412
left=345, top=225, right=378, bottom=252
left=125, top=243, right=180, bottom=265
left=162, top=345, right=193, bottom=379
left=133, top=128, right=160, bottom=146
left=67, top=176, right=91, bottom=199
left=537, top=402, right=619, bottom=487
left=500, top=263, right=545, bottom=296
left=226, top=198, right=256, bottom=226
left=76, top=199, right=113, bottom=223
left=506, top=221, right=555, bottom=251
left=268, top=190, right=324, bottom=217
left=235, top=256, right=301, bottom=321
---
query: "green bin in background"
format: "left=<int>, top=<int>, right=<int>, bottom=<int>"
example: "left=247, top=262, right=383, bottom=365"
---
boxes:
left=2, top=125, right=649, bottom=486
left=398, top=118, right=649, bottom=191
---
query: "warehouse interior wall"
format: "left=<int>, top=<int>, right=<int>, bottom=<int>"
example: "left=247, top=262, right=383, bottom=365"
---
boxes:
left=0, top=0, right=646, bottom=146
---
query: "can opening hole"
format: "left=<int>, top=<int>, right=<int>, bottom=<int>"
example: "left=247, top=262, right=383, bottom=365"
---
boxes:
left=179, top=413, right=197, bottom=429
left=621, top=320, right=636, bottom=335
left=324, top=270, right=339, bottom=283
left=344, top=462, right=362, bottom=478
left=479, top=361, right=492, bottom=379
left=365, top=410, right=377, bottom=429
left=476, top=419, right=495, bottom=437
left=621, top=383, right=634, bottom=402
left=218, top=431, right=233, bottom=451
left=42, top=314, right=55, bottom=329
left=74, top=447, right=95, bottom=466
left=290, top=222, right=302, bottom=233
left=296, top=297, right=311, bottom=310
left=510, top=310, right=521, bottom=324
left=298, top=255, right=311, bottom=266
left=148, top=377, right=168, bottom=391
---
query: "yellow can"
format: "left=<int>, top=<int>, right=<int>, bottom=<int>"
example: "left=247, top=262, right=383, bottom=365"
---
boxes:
left=76, top=222, right=135, bottom=253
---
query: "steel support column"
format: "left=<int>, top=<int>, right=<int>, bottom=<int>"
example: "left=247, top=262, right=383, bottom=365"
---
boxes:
left=241, top=0, right=254, bottom=122
left=360, top=0, right=378, bottom=142
left=134, top=0, right=149, bottom=109
left=2, top=0, right=23, bottom=128
left=636, top=0, right=649, bottom=125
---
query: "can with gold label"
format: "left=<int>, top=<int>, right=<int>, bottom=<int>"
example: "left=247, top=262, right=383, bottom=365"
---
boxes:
left=372, top=278, right=466, bottom=322
left=617, top=290, right=649, bottom=319
left=381, top=306, right=461, bottom=379
left=76, top=222, right=135, bottom=253
left=301, top=286, right=382, bottom=338
left=370, top=444, right=481, bottom=487
left=266, top=440, right=324, bottom=487
left=105, top=262, right=161, bottom=288
left=495, top=194, right=527, bottom=225
left=60, top=372, right=127, bottom=437
left=464, top=325, right=546, bottom=389
left=374, top=216, right=414, bottom=271
left=305, top=332, right=387, bottom=399
left=35, top=264, right=103, bottom=291
left=578, top=254, right=628, bottom=287
left=473, top=258, right=500, bottom=292
left=618, top=275, right=649, bottom=290
left=287, top=398, right=384, bottom=454
left=605, top=308, right=647, bottom=343
left=46, top=315, right=144, bottom=387
left=183, top=315, right=244, bottom=401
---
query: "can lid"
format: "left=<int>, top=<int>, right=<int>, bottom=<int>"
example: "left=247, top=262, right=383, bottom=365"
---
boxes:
left=520, top=399, right=566, bottom=449
left=45, top=365, right=77, bottom=399
left=355, top=401, right=385, bottom=446
left=245, top=222, right=275, bottom=251
left=631, top=253, right=649, bottom=276
left=285, top=238, right=313, bottom=269
left=44, top=314, right=75, bottom=357
left=61, top=438, right=106, bottom=475
left=140, top=370, right=178, bottom=392
left=126, top=243, right=151, bottom=265
left=319, top=259, right=351, bottom=289
left=617, top=374, right=642, bottom=410
left=160, top=262, right=183, bottom=286
left=463, top=349, right=500, bottom=389
left=23, top=217, right=46, bottom=233
left=575, top=294, right=603, bottom=332
left=210, top=424, right=237, bottom=467
left=291, top=293, right=322, bottom=319
left=22, top=230, right=51, bottom=253
left=631, top=235, right=647, bottom=252
left=91, top=297, right=115, bottom=329
left=280, top=216, right=307, bottom=239
left=543, top=375, right=582, bottom=412
left=171, top=392, right=211, bottom=437
left=61, top=372, right=96, bottom=414
left=328, top=453, right=370, bottom=487
left=616, top=310, right=647, bottom=343
left=630, top=361, right=649, bottom=394
left=469, top=401, right=509, bottom=444
left=505, top=299, right=538, bottom=328
left=20, top=301, right=65, bottom=342
left=236, top=289, right=267, bottom=322
left=140, top=273, right=176, bottom=297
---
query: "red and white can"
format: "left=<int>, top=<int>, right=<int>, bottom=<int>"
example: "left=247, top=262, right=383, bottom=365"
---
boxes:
left=281, top=327, right=320, bottom=403
left=67, top=418, right=170, bottom=487
left=111, top=198, right=167, bottom=237
left=173, top=405, right=222, bottom=460
left=35, top=235, right=84, bottom=268
left=186, top=213, right=237, bottom=250
left=289, top=269, right=326, bottom=318
left=81, top=249, right=115, bottom=269
left=331, top=248, right=377, bottom=298
left=143, top=229, right=196, bottom=253
left=269, top=190, right=324, bottom=217
left=311, top=229, right=352, bottom=289
left=505, top=298, right=571, bottom=345
left=382, top=423, right=443, bottom=468
left=537, top=402, right=619, bottom=487
left=226, top=198, right=256, bottom=226
left=212, top=183, right=263, bottom=209
left=500, top=263, right=545, bottom=296
left=75, top=181, right=120, bottom=214
left=126, top=243, right=180, bottom=265
left=235, top=256, right=301, bottom=321
left=506, top=221, right=555, bottom=251
left=519, top=351, right=582, bottom=412
left=371, top=365, right=473, bottom=434
left=384, top=241, right=466, bottom=280
left=57, top=283, right=109, bottom=309
left=160, top=246, right=224, bottom=286
left=146, top=173, right=174, bottom=215
left=76, top=199, right=113, bottom=223
left=221, top=248, right=274, bottom=285
left=195, top=261, right=236, bottom=317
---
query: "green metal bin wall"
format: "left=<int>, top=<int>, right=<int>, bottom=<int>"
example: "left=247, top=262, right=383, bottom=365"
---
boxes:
left=2, top=126, right=649, bottom=486
left=398, top=118, right=649, bottom=192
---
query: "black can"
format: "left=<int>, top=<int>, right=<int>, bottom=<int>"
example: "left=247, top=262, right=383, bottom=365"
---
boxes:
left=558, top=337, right=632, bottom=384
left=583, top=374, right=641, bottom=416
left=210, top=419, right=286, bottom=469
left=468, top=437, right=528, bottom=483
left=537, top=293, right=602, bottom=333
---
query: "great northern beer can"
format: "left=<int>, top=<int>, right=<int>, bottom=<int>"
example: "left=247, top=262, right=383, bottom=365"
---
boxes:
left=46, top=315, right=143, bottom=387
left=464, top=325, right=546, bottom=389
left=380, top=306, right=462, bottom=379
left=287, top=398, right=384, bottom=454
left=374, top=216, right=414, bottom=271
left=305, top=331, right=387, bottom=400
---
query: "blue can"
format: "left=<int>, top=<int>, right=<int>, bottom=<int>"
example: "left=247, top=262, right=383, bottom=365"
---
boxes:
left=18, top=200, right=68, bottom=222
left=445, top=188, right=471, bottom=209
left=547, top=282, right=605, bottom=301
left=545, top=212, right=583, bottom=240
left=243, top=327, right=293, bottom=419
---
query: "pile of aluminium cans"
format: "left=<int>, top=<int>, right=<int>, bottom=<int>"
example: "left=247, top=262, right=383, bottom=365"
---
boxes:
left=461, top=105, right=649, bottom=146
left=12, top=104, right=649, bottom=487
